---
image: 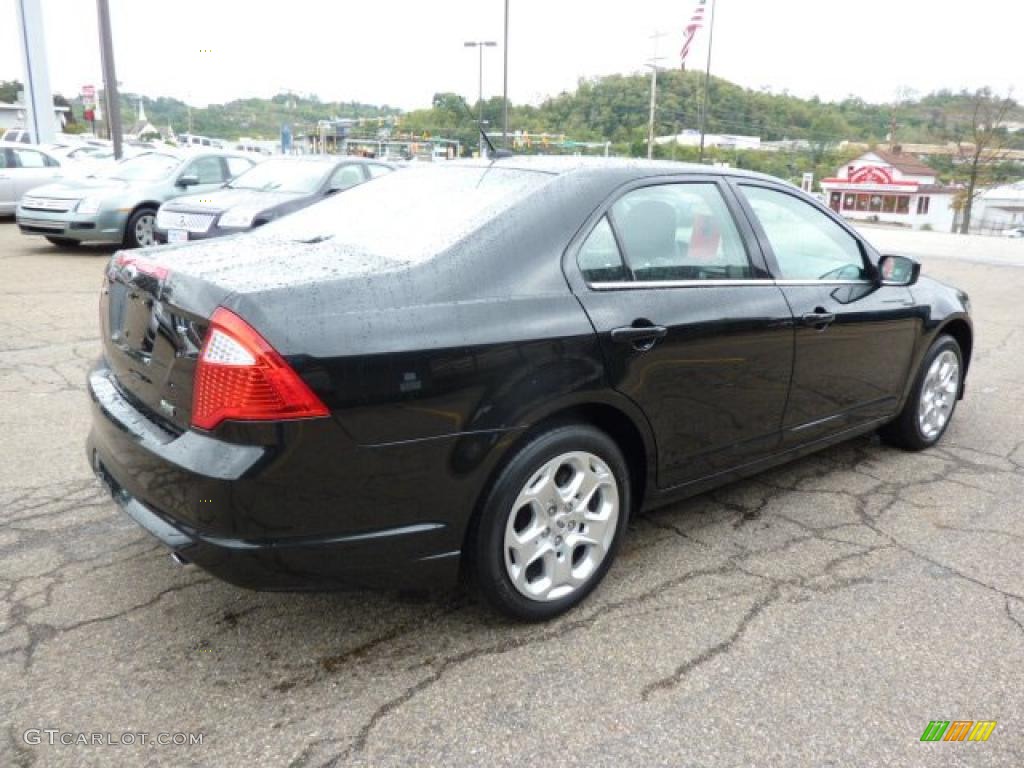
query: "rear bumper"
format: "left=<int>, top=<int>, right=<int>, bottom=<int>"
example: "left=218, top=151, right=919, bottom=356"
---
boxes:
left=86, top=363, right=462, bottom=591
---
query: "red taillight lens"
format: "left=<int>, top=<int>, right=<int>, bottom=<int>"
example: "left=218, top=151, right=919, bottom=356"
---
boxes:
left=191, top=307, right=328, bottom=430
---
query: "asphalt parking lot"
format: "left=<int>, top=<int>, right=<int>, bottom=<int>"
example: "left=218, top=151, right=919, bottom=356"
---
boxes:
left=1, top=219, right=1023, bottom=767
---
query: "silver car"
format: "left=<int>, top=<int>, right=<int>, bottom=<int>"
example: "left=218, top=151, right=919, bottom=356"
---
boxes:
left=0, top=141, right=64, bottom=215
left=16, top=149, right=254, bottom=248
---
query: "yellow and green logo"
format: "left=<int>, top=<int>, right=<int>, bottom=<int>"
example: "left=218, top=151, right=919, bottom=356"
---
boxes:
left=920, top=721, right=997, bottom=742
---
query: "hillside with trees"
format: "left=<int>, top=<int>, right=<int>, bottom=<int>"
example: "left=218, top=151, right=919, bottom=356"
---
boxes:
left=4, top=73, right=1021, bottom=187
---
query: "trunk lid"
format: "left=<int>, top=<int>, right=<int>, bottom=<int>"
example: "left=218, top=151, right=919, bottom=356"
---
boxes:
left=100, top=253, right=232, bottom=433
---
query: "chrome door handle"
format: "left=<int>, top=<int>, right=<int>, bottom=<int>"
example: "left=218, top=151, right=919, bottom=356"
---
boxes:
left=801, top=310, right=836, bottom=329
left=610, top=324, right=667, bottom=352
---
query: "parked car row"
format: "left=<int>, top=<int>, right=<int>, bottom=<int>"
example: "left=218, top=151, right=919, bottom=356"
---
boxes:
left=14, top=147, right=392, bottom=248
left=155, top=156, right=392, bottom=243
left=15, top=149, right=255, bottom=247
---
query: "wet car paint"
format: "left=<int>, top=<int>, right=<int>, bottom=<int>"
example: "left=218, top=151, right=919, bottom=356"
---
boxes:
left=86, top=158, right=973, bottom=591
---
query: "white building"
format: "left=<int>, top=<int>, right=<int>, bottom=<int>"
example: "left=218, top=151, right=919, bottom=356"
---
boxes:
left=0, top=102, right=69, bottom=132
left=820, top=148, right=958, bottom=231
left=972, top=181, right=1024, bottom=233
left=656, top=130, right=761, bottom=151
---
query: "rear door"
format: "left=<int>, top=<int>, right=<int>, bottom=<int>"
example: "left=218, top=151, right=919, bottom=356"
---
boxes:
left=733, top=182, right=919, bottom=445
left=568, top=177, right=795, bottom=489
left=9, top=147, right=61, bottom=201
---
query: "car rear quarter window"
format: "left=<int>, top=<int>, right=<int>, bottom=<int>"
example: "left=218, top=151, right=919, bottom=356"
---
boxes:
left=578, top=216, right=628, bottom=283
left=610, top=182, right=752, bottom=281
left=741, top=185, right=867, bottom=281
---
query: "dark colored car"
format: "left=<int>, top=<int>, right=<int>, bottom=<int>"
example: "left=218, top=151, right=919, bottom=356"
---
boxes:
left=87, top=158, right=972, bottom=621
left=153, top=156, right=393, bottom=243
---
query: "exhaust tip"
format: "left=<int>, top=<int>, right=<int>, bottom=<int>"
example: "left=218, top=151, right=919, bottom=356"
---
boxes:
left=170, top=551, right=191, bottom=567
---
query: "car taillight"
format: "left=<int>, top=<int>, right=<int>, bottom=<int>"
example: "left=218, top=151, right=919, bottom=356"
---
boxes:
left=191, top=307, right=328, bottom=430
left=114, top=252, right=170, bottom=280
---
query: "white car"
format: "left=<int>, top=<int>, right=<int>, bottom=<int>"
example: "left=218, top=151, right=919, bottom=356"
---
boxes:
left=1003, top=226, right=1024, bottom=238
left=0, top=141, right=63, bottom=214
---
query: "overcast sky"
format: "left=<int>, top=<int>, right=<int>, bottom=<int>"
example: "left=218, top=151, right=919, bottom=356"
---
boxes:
left=2, top=0, right=1019, bottom=114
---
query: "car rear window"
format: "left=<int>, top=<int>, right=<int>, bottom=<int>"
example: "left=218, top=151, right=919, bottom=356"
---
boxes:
left=257, top=165, right=554, bottom=263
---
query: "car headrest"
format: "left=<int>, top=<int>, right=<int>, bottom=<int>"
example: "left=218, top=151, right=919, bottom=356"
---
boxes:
left=620, top=200, right=677, bottom=264
left=689, top=211, right=722, bottom=261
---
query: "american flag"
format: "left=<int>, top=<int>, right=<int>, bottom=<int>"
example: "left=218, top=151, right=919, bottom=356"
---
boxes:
left=680, top=0, right=707, bottom=70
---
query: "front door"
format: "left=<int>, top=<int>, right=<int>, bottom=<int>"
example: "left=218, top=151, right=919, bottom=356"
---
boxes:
left=734, top=182, right=920, bottom=445
left=571, top=179, right=795, bottom=489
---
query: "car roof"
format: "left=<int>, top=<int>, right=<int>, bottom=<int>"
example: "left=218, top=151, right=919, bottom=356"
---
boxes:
left=0, top=140, right=56, bottom=152
left=456, top=154, right=782, bottom=184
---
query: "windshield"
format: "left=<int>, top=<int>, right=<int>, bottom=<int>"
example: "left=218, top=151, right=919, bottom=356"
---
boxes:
left=227, top=160, right=330, bottom=193
left=99, top=153, right=179, bottom=181
left=258, top=165, right=553, bottom=263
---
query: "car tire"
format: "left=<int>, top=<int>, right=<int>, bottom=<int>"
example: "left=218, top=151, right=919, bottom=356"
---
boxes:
left=45, top=237, right=81, bottom=248
left=880, top=334, right=963, bottom=451
left=123, top=207, right=157, bottom=249
left=469, top=424, right=630, bottom=622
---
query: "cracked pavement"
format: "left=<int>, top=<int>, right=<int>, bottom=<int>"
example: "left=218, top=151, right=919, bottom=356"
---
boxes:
left=1, top=221, right=1022, bottom=767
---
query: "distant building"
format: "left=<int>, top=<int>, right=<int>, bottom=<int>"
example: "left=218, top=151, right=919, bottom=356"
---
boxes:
left=0, top=102, right=69, bottom=132
left=655, top=130, right=761, bottom=150
left=972, top=181, right=1024, bottom=232
left=820, top=148, right=958, bottom=231
left=127, top=100, right=159, bottom=139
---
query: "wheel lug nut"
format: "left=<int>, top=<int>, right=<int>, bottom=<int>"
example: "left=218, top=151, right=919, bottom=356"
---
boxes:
left=555, top=536, right=563, bottom=545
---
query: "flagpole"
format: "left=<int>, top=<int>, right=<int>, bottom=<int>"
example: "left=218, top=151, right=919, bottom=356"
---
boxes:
left=698, top=0, right=715, bottom=163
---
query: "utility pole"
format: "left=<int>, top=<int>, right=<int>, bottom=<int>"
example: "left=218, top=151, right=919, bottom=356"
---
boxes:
left=464, top=40, right=497, bottom=156
left=502, top=0, right=510, bottom=147
left=646, top=31, right=667, bottom=160
left=96, top=0, right=123, bottom=159
left=698, top=0, right=716, bottom=163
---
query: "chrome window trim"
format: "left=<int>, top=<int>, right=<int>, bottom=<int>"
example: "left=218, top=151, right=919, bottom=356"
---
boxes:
left=588, top=278, right=873, bottom=291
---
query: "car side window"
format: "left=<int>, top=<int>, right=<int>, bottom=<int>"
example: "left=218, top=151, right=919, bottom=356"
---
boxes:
left=610, top=182, right=752, bottom=281
left=11, top=148, right=48, bottom=169
left=366, top=164, right=391, bottom=178
left=741, top=185, right=868, bottom=281
left=578, top=216, right=628, bottom=283
left=185, top=156, right=226, bottom=184
left=0, top=150, right=8, bottom=169
left=225, top=157, right=252, bottom=178
left=330, top=165, right=364, bottom=191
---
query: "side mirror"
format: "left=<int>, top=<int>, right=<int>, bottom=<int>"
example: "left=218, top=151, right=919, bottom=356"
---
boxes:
left=878, top=254, right=920, bottom=286
left=177, top=174, right=199, bottom=188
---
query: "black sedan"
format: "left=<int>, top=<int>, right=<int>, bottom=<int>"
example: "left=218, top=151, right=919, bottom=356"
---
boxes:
left=87, top=158, right=972, bottom=621
left=153, top=155, right=393, bottom=243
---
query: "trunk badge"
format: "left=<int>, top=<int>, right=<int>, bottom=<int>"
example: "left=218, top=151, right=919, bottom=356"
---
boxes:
left=159, top=400, right=177, bottom=418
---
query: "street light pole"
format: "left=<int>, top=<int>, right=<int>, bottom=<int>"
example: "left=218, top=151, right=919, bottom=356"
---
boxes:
left=502, top=0, right=510, bottom=147
left=464, top=40, right=497, bottom=156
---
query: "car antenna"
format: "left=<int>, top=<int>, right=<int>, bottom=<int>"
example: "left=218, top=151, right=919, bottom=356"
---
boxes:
left=457, top=96, right=514, bottom=160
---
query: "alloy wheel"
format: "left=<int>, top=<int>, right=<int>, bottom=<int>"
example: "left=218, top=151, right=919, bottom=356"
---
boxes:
left=918, top=349, right=959, bottom=439
left=503, top=451, right=619, bottom=602
left=135, top=213, right=155, bottom=247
